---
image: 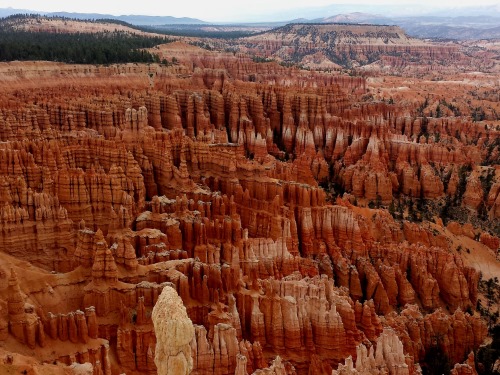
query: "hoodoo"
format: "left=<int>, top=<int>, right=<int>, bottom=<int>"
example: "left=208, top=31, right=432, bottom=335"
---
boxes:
left=152, top=286, right=195, bottom=375
left=0, top=12, right=498, bottom=375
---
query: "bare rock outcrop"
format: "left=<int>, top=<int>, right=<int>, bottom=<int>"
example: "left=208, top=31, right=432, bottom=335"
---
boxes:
left=152, top=285, right=195, bottom=375
left=0, top=44, right=497, bottom=375
left=332, top=328, right=414, bottom=375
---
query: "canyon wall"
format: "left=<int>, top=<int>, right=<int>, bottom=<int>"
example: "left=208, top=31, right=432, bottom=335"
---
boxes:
left=0, top=46, right=497, bottom=375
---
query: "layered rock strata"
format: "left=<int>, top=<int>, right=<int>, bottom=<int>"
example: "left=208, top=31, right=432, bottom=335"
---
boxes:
left=0, top=50, right=497, bottom=375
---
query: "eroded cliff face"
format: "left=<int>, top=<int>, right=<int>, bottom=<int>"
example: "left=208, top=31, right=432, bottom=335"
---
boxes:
left=0, top=48, right=497, bottom=375
left=239, top=24, right=460, bottom=69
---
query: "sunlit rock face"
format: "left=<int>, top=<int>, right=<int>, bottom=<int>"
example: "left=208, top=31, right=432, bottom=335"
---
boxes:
left=0, top=27, right=498, bottom=375
left=152, top=286, right=195, bottom=375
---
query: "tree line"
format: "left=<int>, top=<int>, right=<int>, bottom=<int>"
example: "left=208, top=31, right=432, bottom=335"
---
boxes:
left=0, top=29, right=170, bottom=64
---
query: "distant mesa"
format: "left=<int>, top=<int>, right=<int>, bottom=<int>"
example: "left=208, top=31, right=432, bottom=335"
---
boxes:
left=46, top=12, right=208, bottom=25
left=240, top=23, right=458, bottom=68
left=2, top=7, right=500, bottom=39
left=0, top=8, right=207, bottom=25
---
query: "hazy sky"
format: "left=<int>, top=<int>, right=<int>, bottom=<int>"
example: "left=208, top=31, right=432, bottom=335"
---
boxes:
left=1, top=0, right=499, bottom=21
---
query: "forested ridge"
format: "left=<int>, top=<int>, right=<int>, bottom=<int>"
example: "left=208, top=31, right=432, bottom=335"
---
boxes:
left=0, top=15, right=171, bottom=64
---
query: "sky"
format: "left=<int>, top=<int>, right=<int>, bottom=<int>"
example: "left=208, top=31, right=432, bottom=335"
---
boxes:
left=0, top=0, right=499, bottom=22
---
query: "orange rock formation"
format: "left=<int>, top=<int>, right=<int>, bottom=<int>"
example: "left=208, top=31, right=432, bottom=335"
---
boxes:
left=0, top=37, right=497, bottom=375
